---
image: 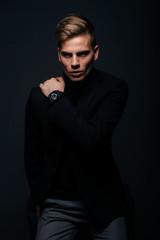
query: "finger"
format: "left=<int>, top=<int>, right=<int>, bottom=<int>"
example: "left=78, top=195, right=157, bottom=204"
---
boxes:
left=39, top=83, right=47, bottom=89
left=39, top=83, right=43, bottom=88
left=56, top=77, right=64, bottom=82
left=43, top=79, right=51, bottom=84
left=35, top=206, right=40, bottom=220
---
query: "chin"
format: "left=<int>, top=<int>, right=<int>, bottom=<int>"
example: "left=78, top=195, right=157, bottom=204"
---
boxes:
left=70, top=76, right=85, bottom=81
left=67, top=73, right=85, bottom=81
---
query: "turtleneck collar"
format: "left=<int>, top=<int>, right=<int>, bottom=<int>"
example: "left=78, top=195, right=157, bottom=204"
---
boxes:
left=63, top=68, right=95, bottom=104
left=63, top=68, right=95, bottom=91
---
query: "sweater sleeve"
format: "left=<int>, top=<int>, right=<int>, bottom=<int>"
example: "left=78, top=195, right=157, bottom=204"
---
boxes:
left=47, top=80, right=128, bottom=150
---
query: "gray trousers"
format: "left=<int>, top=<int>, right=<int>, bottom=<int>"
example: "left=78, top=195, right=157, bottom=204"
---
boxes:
left=35, top=199, right=127, bottom=240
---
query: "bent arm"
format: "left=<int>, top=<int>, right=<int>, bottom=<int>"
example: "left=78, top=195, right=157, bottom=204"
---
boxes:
left=47, top=80, right=128, bottom=150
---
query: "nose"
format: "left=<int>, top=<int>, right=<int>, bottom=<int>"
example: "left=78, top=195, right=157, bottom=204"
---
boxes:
left=71, top=55, right=80, bottom=69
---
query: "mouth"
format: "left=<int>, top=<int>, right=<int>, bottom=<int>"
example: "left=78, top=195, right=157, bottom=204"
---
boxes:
left=70, top=71, right=83, bottom=77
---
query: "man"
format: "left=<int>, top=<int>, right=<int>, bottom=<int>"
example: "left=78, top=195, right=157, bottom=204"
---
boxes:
left=25, top=13, right=129, bottom=240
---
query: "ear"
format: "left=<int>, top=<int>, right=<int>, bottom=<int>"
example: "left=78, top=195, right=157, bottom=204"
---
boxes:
left=93, top=45, right=99, bottom=61
left=57, top=48, right=61, bottom=62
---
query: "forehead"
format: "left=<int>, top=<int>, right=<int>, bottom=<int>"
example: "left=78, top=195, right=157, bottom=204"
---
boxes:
left=60, top=33, right=92, bottom=52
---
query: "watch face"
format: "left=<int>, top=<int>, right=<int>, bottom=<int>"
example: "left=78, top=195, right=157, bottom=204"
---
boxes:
left=49, top=91, right=63, bottom=102
left=51, top=92, right=57, bottom=100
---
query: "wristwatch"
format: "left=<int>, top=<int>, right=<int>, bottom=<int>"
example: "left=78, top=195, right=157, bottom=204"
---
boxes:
left=48, top=90, right=64, bottom=102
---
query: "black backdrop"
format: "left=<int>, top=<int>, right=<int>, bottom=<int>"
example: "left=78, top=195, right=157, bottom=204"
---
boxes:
left=0, top=1, right=158, bottom=239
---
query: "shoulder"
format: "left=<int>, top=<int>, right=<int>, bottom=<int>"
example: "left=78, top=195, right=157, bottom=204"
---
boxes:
left=29, top=86, right=42, bottom=99
left=28, top=86, right=47, bottom=104
left=93, top=68, right=128, bottom=98
left=26, top=86, right=49, bottom=113
left=94, top=68, right=128, bottom=89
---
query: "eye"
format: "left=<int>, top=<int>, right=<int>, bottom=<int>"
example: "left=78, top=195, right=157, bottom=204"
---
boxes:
left=77, top=51, right=90, bottom=57
left=61, top=52, right=72, bottom=58
left=80, top=53, right=87, bottom=57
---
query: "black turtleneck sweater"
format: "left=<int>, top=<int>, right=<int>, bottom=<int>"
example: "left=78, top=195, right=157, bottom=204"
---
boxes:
left=50, top=69, right=94, bottom=200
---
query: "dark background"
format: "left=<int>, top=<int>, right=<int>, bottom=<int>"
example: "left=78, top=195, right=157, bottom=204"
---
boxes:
left=0, top=0, right=158, bottom=239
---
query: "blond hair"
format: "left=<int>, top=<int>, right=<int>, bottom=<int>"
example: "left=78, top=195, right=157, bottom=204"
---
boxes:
left=55, top=13, right=96, bottom=49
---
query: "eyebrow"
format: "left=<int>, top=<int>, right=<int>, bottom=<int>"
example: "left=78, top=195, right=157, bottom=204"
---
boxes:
left=61, top=50, right=90, bottom=56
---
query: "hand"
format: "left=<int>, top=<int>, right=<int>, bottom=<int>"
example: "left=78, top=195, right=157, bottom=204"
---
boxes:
left=39, top=77, right=65, bottom=97
left=35, top=205, right=41, bottom=220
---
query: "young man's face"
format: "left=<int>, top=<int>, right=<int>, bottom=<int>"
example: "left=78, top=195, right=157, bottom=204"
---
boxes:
left=58, top=33, right=99, bottom=81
